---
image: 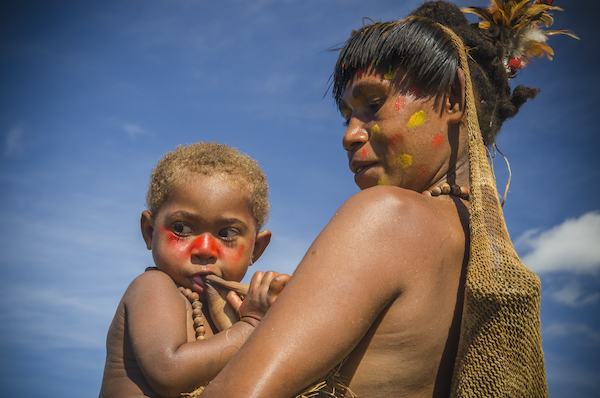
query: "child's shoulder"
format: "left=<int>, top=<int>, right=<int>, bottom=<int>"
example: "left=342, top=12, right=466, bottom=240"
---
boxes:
left=123, top=268, right=178, bottom=301
left=131, top=267, right=172, bottom=284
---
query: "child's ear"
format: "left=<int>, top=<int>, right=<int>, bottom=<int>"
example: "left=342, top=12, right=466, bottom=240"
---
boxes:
left=445, top=67, right=466, bottom=124
left=140, top=210, right=155, bottom=250
left=251, top=229, right=272, bottom=264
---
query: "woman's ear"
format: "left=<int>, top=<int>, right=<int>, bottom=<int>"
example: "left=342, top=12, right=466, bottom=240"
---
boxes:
left=250, top=229, right=272, bottom=264
left=140, top=210, right=154, bottom=250
left=446, top=67, right=466, bottom=124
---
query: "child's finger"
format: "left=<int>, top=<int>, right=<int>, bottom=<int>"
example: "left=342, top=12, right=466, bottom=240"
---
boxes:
left=268, top=274, right=290, bottom=294
left=226, top=290, right=243, bottom=317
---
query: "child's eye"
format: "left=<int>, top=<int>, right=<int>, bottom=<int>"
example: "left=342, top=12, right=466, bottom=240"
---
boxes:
left=218, top=227, right=239, bottom=241
left=172, top=222, right=193, bottom=236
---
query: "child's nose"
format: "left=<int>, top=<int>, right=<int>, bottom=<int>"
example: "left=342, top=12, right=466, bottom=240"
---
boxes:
left=190, top=234, right=219, bottom=259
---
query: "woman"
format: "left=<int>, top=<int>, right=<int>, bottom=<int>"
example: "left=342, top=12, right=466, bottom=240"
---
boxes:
left=199, top=1, right=574, bottom=397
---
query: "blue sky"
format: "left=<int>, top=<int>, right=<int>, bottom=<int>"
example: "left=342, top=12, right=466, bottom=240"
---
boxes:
left=0, top=0, right=598, bottom=396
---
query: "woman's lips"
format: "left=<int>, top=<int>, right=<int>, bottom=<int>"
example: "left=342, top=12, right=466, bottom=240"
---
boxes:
left=354, top=162, right=376, bottom=175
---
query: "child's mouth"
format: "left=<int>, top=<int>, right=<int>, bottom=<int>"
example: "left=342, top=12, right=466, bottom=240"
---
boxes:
left=190, top=274, right=207, bottom=292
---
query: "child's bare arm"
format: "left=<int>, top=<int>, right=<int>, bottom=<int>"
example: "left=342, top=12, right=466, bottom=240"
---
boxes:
left=123, top=270, right=283, bottom=397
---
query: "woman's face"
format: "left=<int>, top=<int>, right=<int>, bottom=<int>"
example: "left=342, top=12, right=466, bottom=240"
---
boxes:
left=339, top=68, right=455, bottom=192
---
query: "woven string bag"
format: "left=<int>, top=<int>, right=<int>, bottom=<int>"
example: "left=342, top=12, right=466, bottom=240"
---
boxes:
left=437, top=24, right=549, bottom=398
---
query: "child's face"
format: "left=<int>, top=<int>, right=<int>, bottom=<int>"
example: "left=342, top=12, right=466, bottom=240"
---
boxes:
left=141, top=171, right=270, bottom=299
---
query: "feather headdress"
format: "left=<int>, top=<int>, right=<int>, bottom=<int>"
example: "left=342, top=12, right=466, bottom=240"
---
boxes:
left=463, top=0, right=579, bottom=78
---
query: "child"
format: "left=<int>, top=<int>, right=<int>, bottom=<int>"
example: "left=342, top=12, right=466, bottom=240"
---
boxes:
left=99, top=142, right=289, bottom=398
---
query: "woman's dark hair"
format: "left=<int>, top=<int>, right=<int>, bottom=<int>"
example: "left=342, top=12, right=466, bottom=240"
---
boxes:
left=332, top=1, right=539, bottom=146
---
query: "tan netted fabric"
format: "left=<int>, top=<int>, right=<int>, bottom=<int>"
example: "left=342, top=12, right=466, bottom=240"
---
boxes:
left=439, top=25, right=549, bottom=397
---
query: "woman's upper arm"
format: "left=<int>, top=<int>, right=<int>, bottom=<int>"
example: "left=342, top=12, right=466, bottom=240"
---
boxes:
left=201, top=187, right=431, bottom=397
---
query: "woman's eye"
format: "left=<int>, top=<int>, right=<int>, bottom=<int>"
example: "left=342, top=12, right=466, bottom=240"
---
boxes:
left=368, top=98, right=384, bottom=112
left=218, top=228, right=239, bottom=241
left=172, top=222, right=193, bottom=236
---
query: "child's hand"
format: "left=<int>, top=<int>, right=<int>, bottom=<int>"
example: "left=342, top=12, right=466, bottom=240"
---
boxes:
left=237, top=271, right=291, bottom=327
left=204, top=277, right=249, bottom=332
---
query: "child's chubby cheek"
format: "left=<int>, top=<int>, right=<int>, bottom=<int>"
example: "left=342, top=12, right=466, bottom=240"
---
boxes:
left=159, top=228, right=192, bottom=261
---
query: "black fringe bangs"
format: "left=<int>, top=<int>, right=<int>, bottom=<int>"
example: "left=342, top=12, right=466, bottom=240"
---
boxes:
left=332, top=18, right=460, bottom=106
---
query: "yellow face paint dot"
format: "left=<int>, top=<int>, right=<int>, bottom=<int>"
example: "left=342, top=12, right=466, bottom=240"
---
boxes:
left=407, top=110, right=426, bottom=129
left=377, top=176, right=390, bottom=186
left=396, top=154, right=413, bottom=169
left=371, top=124, right=381, bottom=141
left=384, top=65, right=397, bottom=80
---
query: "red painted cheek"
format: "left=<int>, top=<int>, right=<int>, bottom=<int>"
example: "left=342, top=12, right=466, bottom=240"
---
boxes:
left=394, top=97, right=406, bottom=111
left=163, top=229, right=191, bottom=260
left=431, top=134, right=444, bottom=149
left=224, top=244, right=245, bottom=262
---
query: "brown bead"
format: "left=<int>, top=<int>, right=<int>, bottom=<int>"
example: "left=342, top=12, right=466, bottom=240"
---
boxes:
left=430, top=186, right=442, bottom=196
left=177, top=286, right=185, bottom=293
left=196, top=335, right=206, bottom=340
left=182, top=288, right=192, bottom=297
left=193, top=308, right=203, bottom=316
left=441, top=183, right=451, bottom=194
left=188, top=292, right=200, bottom=301
left=450, top=184, right=461, bottom=196
left=194, top=316, right=204, bottom=326
left=192, top=301, right=203, bottom=309
left=195, top=326, right=206, bottom=335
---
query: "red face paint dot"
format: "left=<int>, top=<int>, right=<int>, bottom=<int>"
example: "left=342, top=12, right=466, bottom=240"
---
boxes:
left=431, top=134, right=444, bottom=149
left=412, top=85, right=421, bottom=97
left=417, top=166, right=427, bottom=177
left=355, top=68, right=364, bottom=78
left=394, top=97, right=406, bottom=111
left=360, top=149, right=367, bottom=159
left=389, top=133, right=404, bottom=148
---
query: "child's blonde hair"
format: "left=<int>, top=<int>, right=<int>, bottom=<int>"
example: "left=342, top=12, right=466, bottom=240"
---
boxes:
left=146, top=142, right=269, bottom=229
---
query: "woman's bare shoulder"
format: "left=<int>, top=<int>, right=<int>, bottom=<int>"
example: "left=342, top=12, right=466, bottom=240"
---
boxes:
left=334, top=185, right=467, bottom=255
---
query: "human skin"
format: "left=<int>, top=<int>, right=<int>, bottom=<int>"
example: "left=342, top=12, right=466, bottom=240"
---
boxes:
left=199, top=68, right=470, bottom=398
left=99, top=172, right=289, bottom=398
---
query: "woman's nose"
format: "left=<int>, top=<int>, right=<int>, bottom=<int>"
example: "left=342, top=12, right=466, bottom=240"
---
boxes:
left=342, top=117, right=369, bottom=152
left=190, top=234, right=219, bottom=259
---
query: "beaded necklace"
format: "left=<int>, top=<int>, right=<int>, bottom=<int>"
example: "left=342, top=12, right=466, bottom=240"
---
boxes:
left=178, top=286, right=206, bottom=340
left=423, top=183, right=469, bottom=200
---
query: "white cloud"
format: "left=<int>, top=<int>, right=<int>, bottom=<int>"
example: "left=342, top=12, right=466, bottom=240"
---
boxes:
left=3, top=123, right=24, bottom=157
left=122, top=123, right=145, bottom=139
left=544, top=322, right=600, bottom=346
left=545, top=279, right=600, bottom=307
left=516, top=211, right=600, bottom=274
